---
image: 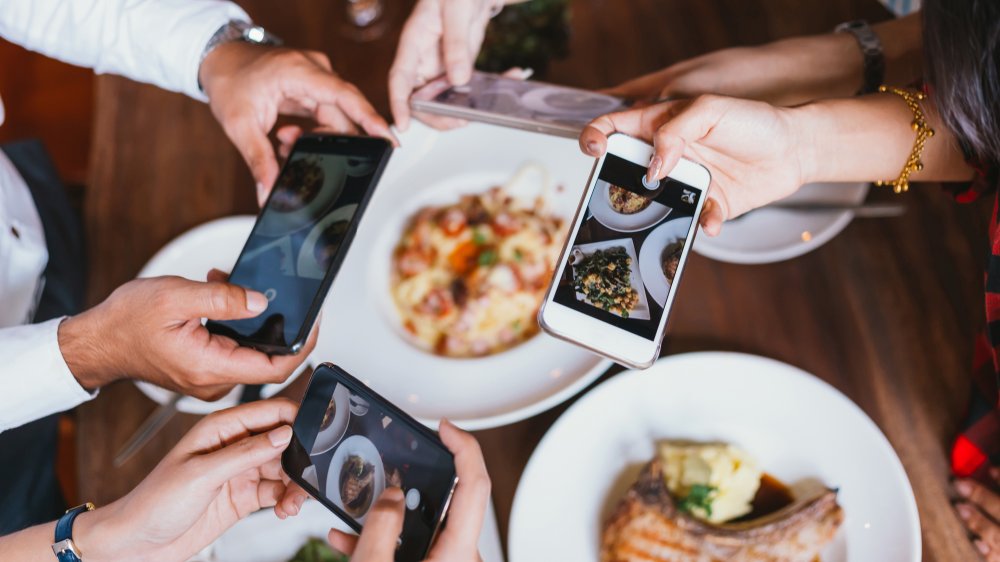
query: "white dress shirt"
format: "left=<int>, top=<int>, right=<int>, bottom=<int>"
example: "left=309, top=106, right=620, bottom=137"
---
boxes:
left=0, top=0, right=250, bottom=432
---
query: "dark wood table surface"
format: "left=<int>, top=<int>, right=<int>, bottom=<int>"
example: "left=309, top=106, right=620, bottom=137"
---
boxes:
left=78, top=1, right=988, bottom=560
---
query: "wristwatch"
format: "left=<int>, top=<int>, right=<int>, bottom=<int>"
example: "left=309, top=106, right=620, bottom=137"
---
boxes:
left=199, top=20, right=283, bottom=90
left=51, top=502, right=95, bottom=562
left=835, top=20, right=885, bottom=95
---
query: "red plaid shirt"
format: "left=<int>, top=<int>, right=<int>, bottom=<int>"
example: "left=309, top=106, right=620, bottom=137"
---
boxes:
left=949, top=164, right=1000, bottom=481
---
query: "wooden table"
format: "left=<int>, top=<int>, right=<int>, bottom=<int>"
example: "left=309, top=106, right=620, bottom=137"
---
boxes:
left=79, top=1, right=987, bottom=560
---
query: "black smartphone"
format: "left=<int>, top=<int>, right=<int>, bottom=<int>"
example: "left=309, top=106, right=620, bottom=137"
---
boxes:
left=206, top=135, right=392, bottom=354
left=283, top=364, right=459, bottom=561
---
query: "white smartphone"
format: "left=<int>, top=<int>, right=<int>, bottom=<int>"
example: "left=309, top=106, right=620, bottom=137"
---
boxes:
left=538, top=133, right=709, bottom=369
left=410, top=71, right=628, bottom=138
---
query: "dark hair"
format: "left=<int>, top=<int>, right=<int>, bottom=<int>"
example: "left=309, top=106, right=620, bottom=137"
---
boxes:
left=923, top=0, right=1000, bottom=166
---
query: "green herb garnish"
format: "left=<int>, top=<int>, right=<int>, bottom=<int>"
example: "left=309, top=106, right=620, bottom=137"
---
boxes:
left=472, top=229, right=488, bottom=246
left=513, top=248, right=524, bottom=262
left=288, top=538, right=349, bottom=562
left=677, top=484, right=716, bottom=517
left=478, top=249, right=498, bottom=266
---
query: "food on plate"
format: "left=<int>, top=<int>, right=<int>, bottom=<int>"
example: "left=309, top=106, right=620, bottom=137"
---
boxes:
left=601, top=446, right=844, bottom=562
left=573, top=247, right=639, bottom=318
left=659, top=442, right=761, bottom=524
left=339, top=454, right=376, bottom=517
left=661, top=241, right=685, bottom=283
left=288, top=538, right=348, bottom=562
left=319, top=395, right=338, bottom=431
left=391, top=184, right=564, bottom=357
left=314, top=219, right=350, bottom=269
left=608, top=185, right=653, bottom=214
left=272, top=157, right=325, bottom=212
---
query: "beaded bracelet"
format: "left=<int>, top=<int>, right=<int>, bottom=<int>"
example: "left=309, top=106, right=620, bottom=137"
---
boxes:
left=875, top=85, right=935, bottom=193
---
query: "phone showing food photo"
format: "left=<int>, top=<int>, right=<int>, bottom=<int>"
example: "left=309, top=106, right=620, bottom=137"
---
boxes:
left=539, top=133, right=709, bottom=369
left=282, top=364, right=458, bottom=562
left=410, top=70, right=628, bottom=138
left=206, top=134, right=392, bottom=355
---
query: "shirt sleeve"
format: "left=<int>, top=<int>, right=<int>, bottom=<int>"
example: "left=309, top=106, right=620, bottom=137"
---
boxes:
left=0, top=318, right=97, bottom=433
left=0, top=0, right=250, bottom=101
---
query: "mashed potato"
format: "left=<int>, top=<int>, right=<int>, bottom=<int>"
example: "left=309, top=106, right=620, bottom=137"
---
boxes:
left=659, top=442, right=762, bottom=524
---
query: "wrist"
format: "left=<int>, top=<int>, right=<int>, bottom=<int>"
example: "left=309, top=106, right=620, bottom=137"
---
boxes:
left=67, top=504, right=123, bottom=562
left=58, top=312, right=119, bottom=391
left=783, top=103, right=824, bottom=186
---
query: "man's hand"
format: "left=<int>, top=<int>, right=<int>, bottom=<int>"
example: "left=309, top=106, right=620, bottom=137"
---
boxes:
left=328, top=420, right=490, bottom=561
left=58, top=273, right=317, bottom=400
left=389, top=0, right=501, bottom=131
left=955, top=469, right=1000, bottom=561
left=199, top=42, right=393, bottom=205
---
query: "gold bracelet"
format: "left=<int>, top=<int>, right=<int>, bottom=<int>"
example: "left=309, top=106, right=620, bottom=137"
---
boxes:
left=874, top=85, right=935, bottom=193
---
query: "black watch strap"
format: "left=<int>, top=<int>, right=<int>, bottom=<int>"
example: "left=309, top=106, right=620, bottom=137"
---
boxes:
left=835, top=20, right=886, bottom=95
left=52, top=503, right=95, bottom=562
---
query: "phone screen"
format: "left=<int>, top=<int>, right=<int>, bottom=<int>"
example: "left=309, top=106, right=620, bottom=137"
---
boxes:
left=210, top=137, right=389, bottom=351
left=284, top=365, right=457, bottom=560
left=427, top=72, right=627, bottom=129
left=552, top=153, right=703, bottom=340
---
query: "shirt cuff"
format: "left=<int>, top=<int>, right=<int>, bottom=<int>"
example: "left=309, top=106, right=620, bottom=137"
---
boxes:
left=0, top=317, right=97, bottom=432
left=176, top=3, right=251, bottom=102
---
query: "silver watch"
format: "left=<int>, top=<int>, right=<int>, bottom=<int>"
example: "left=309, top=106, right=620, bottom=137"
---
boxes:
left=199, top=20, right=283, bottom=88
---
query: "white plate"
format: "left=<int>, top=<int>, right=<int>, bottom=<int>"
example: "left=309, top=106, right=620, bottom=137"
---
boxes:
left=326, top=435, right=386, bottom=525
left=310, top=384, right=352, bottom=456
left=199, top=496, right=506, bottom=562
left=588, top=180, right=671, bottom=233
left=315, top=121, right=611, bottom=430
left=257, top=156, right=347, bottom=237
left=637, top=218, right=690, bottom=307
left=508, top=352, right=920, bottom=562
left=570, top=238, right=650, bottom=321
left=694, top=182, right=868, bottom=264
left=134, top=216, right=310, bottom=414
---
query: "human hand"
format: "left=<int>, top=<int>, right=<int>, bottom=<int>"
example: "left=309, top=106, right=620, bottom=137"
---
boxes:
left=954, top=468, right=1000, bottom=561
left=389, top=0, right=502, bottom=130
left=328, top=420, right=490, bottom=561
left=70, top=399, right=300, bottom=562
left=200, top=42, right=393, bottom=204
left=58, top=271, right=317, bottom=400
left=605, top=33, right=862, bottom=107
left=580, top=95, right=806, bottom=236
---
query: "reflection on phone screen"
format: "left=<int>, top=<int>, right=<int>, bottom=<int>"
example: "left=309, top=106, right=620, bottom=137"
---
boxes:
left=553, top=154, right=703, bottom=340
left=287, top=372, right=455, bottom=560
left=219, top=152, right=378, bottom=348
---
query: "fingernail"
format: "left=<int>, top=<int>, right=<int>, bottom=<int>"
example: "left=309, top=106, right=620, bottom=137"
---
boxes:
left=956, top=502, right=972, bottom=520
left=268, top=425, right=293, bottom=447
left=296, top=493, right=307, bottom=510
left=954, top=480, right=972, bottom=498
left=247, top=291, right=268, bottom=313
left=449, top=64, right=470, bottom=84
left=647, top=156, right=662, bottom=182
left=586, top=141, right=600, bottom=155
left=520, top=67, right=535, bottom=80
left=382, top=487, right=405, bottom=503
left=976, top=539, right=990, bottom=555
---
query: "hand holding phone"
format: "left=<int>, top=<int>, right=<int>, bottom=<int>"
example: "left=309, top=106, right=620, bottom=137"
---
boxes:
left=326, top=420, right=490, bottom=562
left=539, top=133, right=709, bottom=368
left=283, top=365, right=462, bottom=561
left=207, top=135, right=392, bottom=355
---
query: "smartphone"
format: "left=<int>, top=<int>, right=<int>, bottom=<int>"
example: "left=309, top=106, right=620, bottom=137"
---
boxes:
left=410, top=71, right=628, bottom=138
left=206, top=135, right=392, bottom=354
left=538, top=133, right=709, bottom=369
left=283, top=364, right=459, bottom=561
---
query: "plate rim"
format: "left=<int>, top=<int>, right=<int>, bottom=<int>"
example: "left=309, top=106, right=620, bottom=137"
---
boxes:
left=693, top=183, right=869, bottom=264
left=507, top=351, right=921, bottom=562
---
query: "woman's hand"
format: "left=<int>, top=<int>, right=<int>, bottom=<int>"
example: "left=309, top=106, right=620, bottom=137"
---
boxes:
left=327, top=420, right=490, bottom=561
left=954, top=469, right=1000, bottom=561
left=69, top=399, right=300, bottom=562
left=580, top=95, right=806, bottom=236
